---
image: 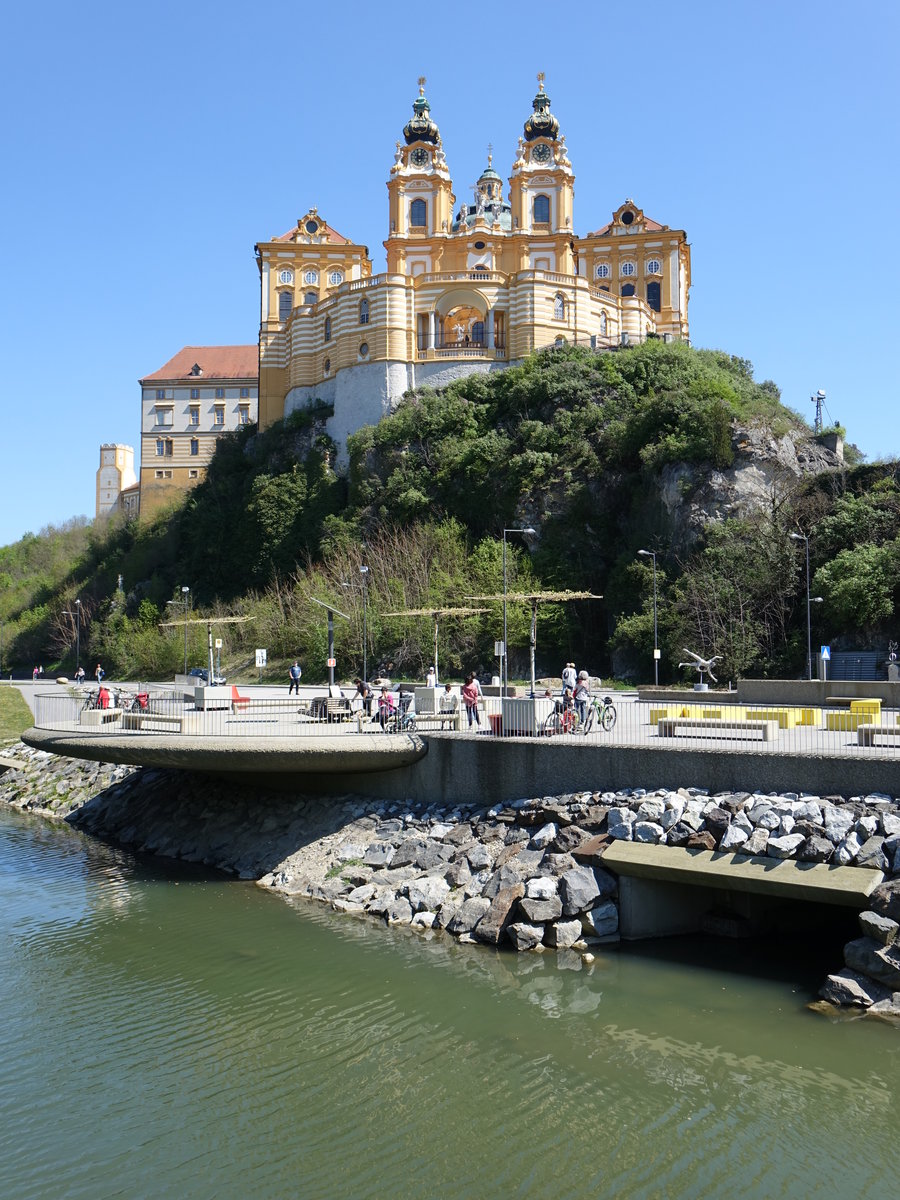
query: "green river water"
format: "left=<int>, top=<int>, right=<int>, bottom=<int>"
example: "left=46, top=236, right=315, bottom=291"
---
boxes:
left=1, top=805, right=898, bottom=1200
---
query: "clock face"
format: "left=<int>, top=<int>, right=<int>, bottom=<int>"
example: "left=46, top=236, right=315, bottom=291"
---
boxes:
left=532, top=143, right=552, bottom=163
left=410, top=147, right=430, bottom=167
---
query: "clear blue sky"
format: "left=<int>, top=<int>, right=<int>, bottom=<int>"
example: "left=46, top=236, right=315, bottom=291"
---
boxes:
left=1, top=0, right=897, bottom=548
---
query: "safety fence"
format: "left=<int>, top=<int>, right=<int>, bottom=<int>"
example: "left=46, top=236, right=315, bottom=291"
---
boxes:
left=30, top=688, right=900, bottom=756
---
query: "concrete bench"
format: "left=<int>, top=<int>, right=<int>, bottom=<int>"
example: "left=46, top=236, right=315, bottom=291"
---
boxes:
left=857, top=723, right=900, bottom=747
left=80, top=708, right=122, bottom=727
left=658, top=717, right=779, bottom=742
left=122, top=712, right=184, bottom=732
left=411, top=711, right=462, bottom=732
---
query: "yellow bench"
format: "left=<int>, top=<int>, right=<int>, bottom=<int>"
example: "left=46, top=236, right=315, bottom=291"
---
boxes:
left=825, top=710, right=877, bottom=732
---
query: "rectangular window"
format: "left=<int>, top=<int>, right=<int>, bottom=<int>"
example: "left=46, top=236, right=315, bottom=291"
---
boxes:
left=155, top=469, right=164, bottom=478
left=155, top=406, right=173, bottom=426
left=188, top=469, right=199, bottom=478
left=189, top=406, right=200, bottom=426
left=155, top=439, right=165, bottom=456
left=163, top=470, right=172, bottom=478
left=238, top=406, right=250, bottom=426
left=239, top=387, right=249, bottom=398
left=190, top=438, right=199, bottom=456
left=190, top=387, right=200, bottom=400
left=214, top=406, right=225, bottom=426
left=155, top=388, right=165, bottom=400
left=164, top=439, right=173, bottom=457
left=215, top=387, right=224, bottom=399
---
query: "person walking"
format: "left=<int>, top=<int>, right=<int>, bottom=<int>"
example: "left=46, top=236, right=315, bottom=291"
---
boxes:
left=288, top=660, right=302, bottom=695
left=462, top=673, right=481, bottom=729
left=94, top=663, right=104, bottom=684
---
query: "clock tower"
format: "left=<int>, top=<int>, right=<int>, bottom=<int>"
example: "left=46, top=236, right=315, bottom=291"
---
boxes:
left=386, top=79, right=455, bottom=275
left=509, top=74, right=575, bottom=275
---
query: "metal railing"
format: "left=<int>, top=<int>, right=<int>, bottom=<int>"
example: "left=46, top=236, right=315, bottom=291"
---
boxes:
left=29, top=690, right=900, bottom=755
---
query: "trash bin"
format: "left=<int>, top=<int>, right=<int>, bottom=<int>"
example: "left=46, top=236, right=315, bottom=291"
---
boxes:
left=488, top=713, right=503, bottom=737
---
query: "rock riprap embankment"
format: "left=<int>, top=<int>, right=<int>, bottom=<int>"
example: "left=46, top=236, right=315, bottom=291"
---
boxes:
left=2, top=742, right=899, bottom=1021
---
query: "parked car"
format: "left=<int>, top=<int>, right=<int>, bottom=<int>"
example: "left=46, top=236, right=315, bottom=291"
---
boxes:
left=188, top=667, right=227, bottom=685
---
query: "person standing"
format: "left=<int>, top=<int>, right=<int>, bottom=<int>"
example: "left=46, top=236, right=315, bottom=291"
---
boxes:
left=439, top=682, right=459, bottom=729
left=574, top=671, right=591, bottom=724
left=288, top=660, right=302, bottom=695
left=95, top=663, right=104, bottom=684
left=462, top=673, right=481, bottom=729
left=426, top=665, right=436, bottom=689
left=353, top=678, right=373, bottom=717
left=561, top=662, right=577, bottom=693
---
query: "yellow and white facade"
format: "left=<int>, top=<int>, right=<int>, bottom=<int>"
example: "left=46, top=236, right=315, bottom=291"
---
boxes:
left=256, top=77, right=691, bottom=449
left=138, top=346, right=258, bottom=516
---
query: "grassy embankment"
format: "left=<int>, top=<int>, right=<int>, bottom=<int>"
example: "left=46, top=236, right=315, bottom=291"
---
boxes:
left=0, top=688, right=32, bottom=747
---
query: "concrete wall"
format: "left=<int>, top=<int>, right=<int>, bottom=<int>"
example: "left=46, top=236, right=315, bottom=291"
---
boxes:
left=291, top=735, right=900, bottom=808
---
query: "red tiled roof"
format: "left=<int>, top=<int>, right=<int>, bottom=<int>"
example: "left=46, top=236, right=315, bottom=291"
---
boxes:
left=141, top=346, right=258, bottom=383
left=587, top=216, right=665, bottom=237
left=273, top=222, right=351, bottom=245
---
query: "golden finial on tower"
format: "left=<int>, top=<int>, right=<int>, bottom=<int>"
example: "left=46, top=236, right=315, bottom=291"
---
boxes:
left=487, top=142, right=493, bottom=166
left=418, top=76, right=426, bottom=95
left=537, top=71, right=545, bottom=91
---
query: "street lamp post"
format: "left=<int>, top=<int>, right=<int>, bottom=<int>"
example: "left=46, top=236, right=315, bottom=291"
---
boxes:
left=360, top=564, right=369, bottom=684
left=790, top=533, right=823, bottom=680
left=62, top=600, right=82, bottom=677
left=181, top=586, right=190, bottom=675
left=502, top=527, right=535, bottom=695
left=637, top=550, right=659, bottom=686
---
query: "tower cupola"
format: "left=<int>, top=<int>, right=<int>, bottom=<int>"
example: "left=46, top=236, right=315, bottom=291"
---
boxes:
left=403, top=77, right=440, bottom=145
left=523, top=72, right=559, bottom=142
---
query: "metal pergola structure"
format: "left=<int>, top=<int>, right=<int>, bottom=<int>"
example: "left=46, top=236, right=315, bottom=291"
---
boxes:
left=158, top=614, right=252, bottom=681
left=382, top=606, right=489, bottom=685
left=464, top=590, right=603, bottom=695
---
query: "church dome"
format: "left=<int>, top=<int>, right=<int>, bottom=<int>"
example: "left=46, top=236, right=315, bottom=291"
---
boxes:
left=523, top=75, right=559, bottom=142
left=403, top=80, right=440, bottom=145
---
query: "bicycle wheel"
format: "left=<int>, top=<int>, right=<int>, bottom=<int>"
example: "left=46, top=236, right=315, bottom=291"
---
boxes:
left=543, top=711, right=562, bottom=736
left=583, top=705, right=596, bottom=735
left=601, top=704, right=617, bottom=731
left=403, top=714, right=416, bottom=733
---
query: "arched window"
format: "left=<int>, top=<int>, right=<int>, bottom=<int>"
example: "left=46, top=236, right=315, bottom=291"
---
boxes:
left=324, top=315, right=332, bottom=342
left=304, top=291, right=317, bottom=305
left=278, top=291, right=292, bottom=322
left=410, top=199, right=427, bottom=228
left=324, top=358, right=331, bottom=374
left=600, top=312, right=607, bottom=335
left=646, top=281, right=661, bottom=312
left=359, top=298, right=369, bottom=325
left=472, top=320, right=484, bottom=345
left=533, top=194, right=551, bottom=224
left=621, top=283, right=635, bottom=297
left=553, top=293, right=566, bottom=321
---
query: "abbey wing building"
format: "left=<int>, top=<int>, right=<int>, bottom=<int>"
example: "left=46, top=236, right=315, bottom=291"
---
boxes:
left=256, top=78, right=690, bottom=451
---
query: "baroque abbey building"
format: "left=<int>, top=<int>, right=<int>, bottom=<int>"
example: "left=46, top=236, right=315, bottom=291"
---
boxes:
left=256, top=77, right=691, bottom=451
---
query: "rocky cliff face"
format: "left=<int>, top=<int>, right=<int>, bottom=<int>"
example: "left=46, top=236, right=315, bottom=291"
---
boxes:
left=657, top=422, right=843, bottom=552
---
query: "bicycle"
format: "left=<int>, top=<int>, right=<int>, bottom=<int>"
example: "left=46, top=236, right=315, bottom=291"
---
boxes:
left=543, top=700, right=580, bottom=736
left=582, top=694, right=617, bottom=734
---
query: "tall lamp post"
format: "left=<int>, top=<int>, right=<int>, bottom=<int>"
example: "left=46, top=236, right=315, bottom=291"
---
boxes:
left=181, top=586, right=190, bottom=675
left=502, top=527, right=535, bottom=695
left=360, top=564, right=369, bottom=684
left=790, top=533, right=823, bottom=680
left=637, top=550, right=659, bottom=686
left=62, top=599, right=82, bottom=678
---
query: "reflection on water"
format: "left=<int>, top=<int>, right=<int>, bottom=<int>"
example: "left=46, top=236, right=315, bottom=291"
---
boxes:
left=0, top=807, right=897, bottom=1200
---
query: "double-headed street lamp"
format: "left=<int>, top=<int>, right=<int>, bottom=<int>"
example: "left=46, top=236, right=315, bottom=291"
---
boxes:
left=341, top=564, right=371, bottom=682
left=502, top=527, right=535, bottom=694
left=790, top=532, right=823, bottom=680
left=637, top=550, right=659, bottom=686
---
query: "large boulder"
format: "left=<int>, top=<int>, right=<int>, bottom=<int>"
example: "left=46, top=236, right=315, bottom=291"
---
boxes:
left=869, top=879, right=900, bottom=922
left=405, top=875, right=451, bottom=913
left=856, top=836, right=888, bottom=872
left=819, top=969, right=892, bottom=1008
left=446, top=896, right=491, bottom=935
left=507, top=922, right=545, bottom=952
left=844, top=937, right=900, bottom=990
left=581, top=900, right=619, bottom=938
left=703, top=806, right=731, bottom=843
left=859, top=910, right=899, bottom=945
left=559, top=866, right=616, bottom=916
left=474, top=884, right=525, bottom=945
left=766, top=833, right=805, bottom=859
left=545, top=919, right=583, bottom=949
left=518, top=894, right=564, bottom=923
left=719, top=824, right=749, bottom=851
